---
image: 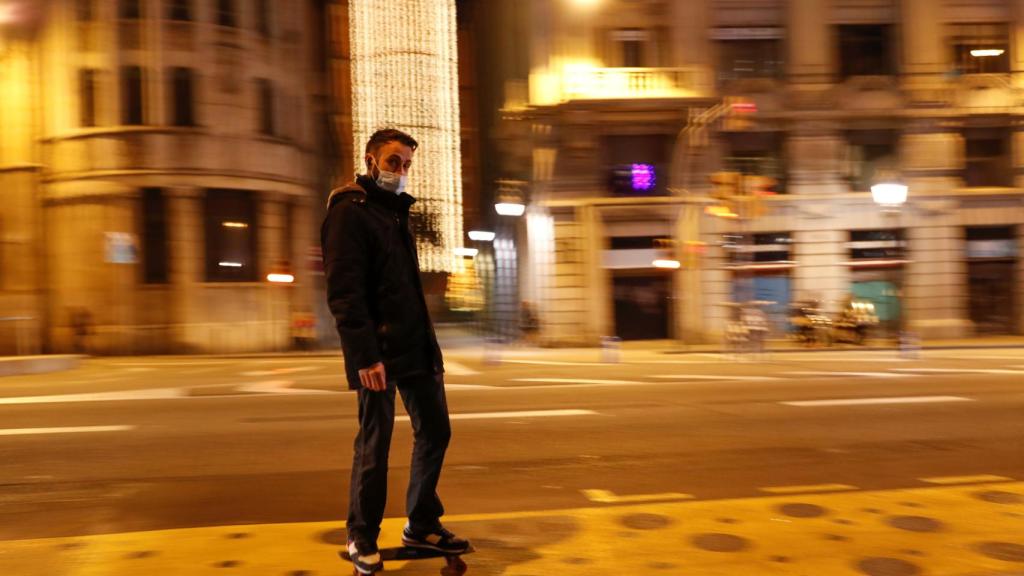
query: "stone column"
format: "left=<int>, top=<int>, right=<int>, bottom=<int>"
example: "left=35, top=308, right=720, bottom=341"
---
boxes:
left=791, top=227, right=848, bottom=316
left=900, top=0, right=946, bottom=83
left=902, top=120, right=963, bottom=195
left=579, top=204, right=609, bottom=344
left=166, top=186, right=205, bottom=352
left=787, top=125, right=846, bottom=195
left=904, top=224, right=971, bottom=339
left=787, top=0, right=832, bottom=85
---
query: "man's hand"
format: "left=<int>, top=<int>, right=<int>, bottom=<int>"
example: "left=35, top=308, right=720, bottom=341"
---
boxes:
left=358, top=362, right=387, bottom=391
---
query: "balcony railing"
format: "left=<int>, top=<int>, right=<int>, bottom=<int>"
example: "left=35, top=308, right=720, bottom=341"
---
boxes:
left=533, top=66, right=710, bottom=105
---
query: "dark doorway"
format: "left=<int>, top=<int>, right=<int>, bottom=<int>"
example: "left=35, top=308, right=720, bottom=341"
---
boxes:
left=969, top=261, right=1015, bottom=334
left=612, top=274, right=671, bottom=340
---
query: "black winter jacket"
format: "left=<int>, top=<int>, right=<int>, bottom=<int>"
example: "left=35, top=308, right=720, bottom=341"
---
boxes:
left=321, top=175, right=444, bottom=390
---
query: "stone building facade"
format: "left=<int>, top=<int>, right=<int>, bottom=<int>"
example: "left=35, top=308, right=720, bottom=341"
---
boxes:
left=502, top=0, right=1024, bottom=344
left=0, top=0, right=327, bottom=354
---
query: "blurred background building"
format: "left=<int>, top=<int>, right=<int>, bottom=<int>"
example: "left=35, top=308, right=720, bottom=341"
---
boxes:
left=0, top=0, right=328, bottom=354
left=490, top=0, right=1024, bottom=345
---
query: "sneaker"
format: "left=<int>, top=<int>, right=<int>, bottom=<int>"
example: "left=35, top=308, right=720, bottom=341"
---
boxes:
left=402, top=524, right=470, bottom=554
left=347, top=539, right=383, bottom=575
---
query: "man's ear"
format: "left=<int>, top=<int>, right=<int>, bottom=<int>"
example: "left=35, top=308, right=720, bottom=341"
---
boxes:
left=365, top=155, right=374, bottom=171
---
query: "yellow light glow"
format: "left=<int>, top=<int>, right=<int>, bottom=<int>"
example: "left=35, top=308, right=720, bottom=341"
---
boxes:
left=653, top=259, right=681, bottom=269
left=970, top=49, right=1005, bottom=57
left=568, top=0, right=600, bottom=8
left=222, top=221, right=249, bottom=229
left=350, top=0, right=463, bottom=273
left=267, top=273, right=295, bottom=284
left=530, top=58, right=704, bottom=105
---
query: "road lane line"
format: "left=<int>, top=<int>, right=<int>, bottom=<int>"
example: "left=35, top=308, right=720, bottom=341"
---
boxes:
left=921, top=475, right=1014, bottom=485
left=785, top=371, right=915, bottom=378
left=650, top=374, right=781, bottom=381
left=397, top=409, right=597, bottom=422
left=442, top=360, right=479, bottom=375
left=241, top=367, right=320, bottom=377
left=582, top=489, right=695, bottom=503
left=0, top=388, right=184, bottom=405
left=893, top=368, right=1024, bottom=375
left=500, top=359, right=613, bottom=367
left=782, top=396, right=973, bottom=407
left=0, top=425, right=135, bottom=436
left=760, top=484, right=859, bottom=494
left=513, top=378, right=642, bottom=385
left=235, top=380, right=332, bottom=395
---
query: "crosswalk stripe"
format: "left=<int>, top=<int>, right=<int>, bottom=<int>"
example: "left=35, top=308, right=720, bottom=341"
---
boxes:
left=921, top=475, right=1014, bottom=485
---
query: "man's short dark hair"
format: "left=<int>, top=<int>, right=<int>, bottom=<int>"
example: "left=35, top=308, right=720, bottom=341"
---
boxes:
left=365, top=128, right=418, bottom=156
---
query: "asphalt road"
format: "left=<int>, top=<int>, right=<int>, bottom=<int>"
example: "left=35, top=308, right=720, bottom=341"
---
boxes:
left=1, top=346, right=1023, bottom=574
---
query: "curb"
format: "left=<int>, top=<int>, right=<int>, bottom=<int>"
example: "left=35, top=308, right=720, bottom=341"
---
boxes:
left=0, top=355, right=84, bottom=377
left=662, top=343, right=1024, bottom=355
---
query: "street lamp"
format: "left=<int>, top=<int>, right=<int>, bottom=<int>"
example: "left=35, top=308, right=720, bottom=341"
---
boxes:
left=871, top=180, right=910, bottom=353
left=871, top=182, right=908, bottom=210
left=495, top=202, right=526, bottom=217
left=468, top=230, right=495, bottom=242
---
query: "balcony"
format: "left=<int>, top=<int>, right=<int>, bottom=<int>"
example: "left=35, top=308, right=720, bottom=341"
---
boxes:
left=530, top=64, right=710, bottom=106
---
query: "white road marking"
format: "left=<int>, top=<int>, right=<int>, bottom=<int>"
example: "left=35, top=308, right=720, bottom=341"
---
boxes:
left=241, top=367, right=320, bottom=377
left=582, top=489, right=694, bottom=503
left=235, top=380, right=332, bottom=395
left=760, top=483, right=858, bottom=494
left=442, top=360, right=480, bottom=375
left=501, top=359, right=613, bottom=367
left=0, top=425, right=135, bottom=436
left=920, top=474, right=1014, bottom=485
left=782, top=396, right=973, bottom=407
left=893, top=368, right=1024, bottom=375
left=513, top=378, right=642, bottom=385
left=443, top=384, right=494, bottom=390
left=650, top=374, right=781, bottom=382
left=785, top=371, right=914, bottom=379
left=0, top=388, right=184, bottom=405
left=397, top=409, right=597, bottom=422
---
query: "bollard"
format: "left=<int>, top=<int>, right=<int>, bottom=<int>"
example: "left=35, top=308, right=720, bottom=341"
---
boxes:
left=600, top=336, right=622, bottom=364
left=899, top=330, right=920, bottom=360
left=483, top=336, right=502, bottom=366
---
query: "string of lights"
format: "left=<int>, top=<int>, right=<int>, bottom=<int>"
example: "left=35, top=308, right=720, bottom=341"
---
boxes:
left=349, top=0, right=464, bottom=273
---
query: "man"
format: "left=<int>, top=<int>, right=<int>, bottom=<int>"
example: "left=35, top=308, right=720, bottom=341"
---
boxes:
left=321, top=128, right=469, bottom=575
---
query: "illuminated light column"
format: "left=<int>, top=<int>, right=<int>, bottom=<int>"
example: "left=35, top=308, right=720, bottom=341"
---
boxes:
left=349, top=0, right=463, bottom=273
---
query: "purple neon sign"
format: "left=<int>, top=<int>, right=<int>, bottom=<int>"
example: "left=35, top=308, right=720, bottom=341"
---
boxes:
left=631, top=163, right=656, bottom=192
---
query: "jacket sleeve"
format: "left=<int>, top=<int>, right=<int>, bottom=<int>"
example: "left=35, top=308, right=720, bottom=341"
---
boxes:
left=321, top=199, right=381, bottom=370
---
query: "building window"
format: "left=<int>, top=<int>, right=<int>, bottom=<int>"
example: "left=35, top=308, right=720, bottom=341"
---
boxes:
left=119, top=0, right=141, bottom=19
left=849, top=229, right=905, bottom=260
left=141, top=188, right=170, bottom=284
left=217, top=0, right=236, bottom=27
left=604, top=134, right=670, bottom=196
left=950, top=23, right=1010, bottom=75
left=964, top=128, right=1012, bottom=187
left=611, top=29, right=649, bottom=68
left=77, top=0, right=94, bottom=21
left=168, top=0, right=191, bottom=21
left=845, top=130, right=898, bottom=192
left=723, top=132, right=786, bottom=194
left=256, top=78, right=274, bottom=136
left=121, top=66, right=144, bottom=125
left=205, top=189, right=259, bottom=282
left=255, top=0, right=270, bottom=37
left=717, top=39, right=783, bottom=85
left=170, top=67, right=196, bottom=126
left=838, top=24, right=893, bottom=78
left=79, top=69, right=98, bottom=128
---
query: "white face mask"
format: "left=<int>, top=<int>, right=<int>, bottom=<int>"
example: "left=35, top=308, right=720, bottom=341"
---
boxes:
left=372, top=157, right=407, bottom=195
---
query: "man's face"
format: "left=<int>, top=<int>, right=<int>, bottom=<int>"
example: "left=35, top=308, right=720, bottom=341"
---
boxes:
left=366, top=140, right=414, bottom=179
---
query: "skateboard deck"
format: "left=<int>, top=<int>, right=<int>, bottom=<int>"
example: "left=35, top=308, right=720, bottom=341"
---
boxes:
left=340, top=545, right=475, bottom=575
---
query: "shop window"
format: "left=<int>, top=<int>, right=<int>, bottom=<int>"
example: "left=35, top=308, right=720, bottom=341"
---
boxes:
left=846, top=130, right=898, bottom=192
left=722, top=132, right=787, bottom=194
left=604, top=134, right=670, bottom=196
left=141, top=188, right=169, bottom=284
left=204, top=189, right=259, bottom=282
left=169, top=67, right=196, bottom=127
left=964, top=128, right=1012, bottom=187
left=715, top=31, right=783, bottom=85
left=121, top=65, right=145, bottom=125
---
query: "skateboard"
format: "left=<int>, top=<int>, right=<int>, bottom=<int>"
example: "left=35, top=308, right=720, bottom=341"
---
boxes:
left=340, top=544, right=475, bottom=575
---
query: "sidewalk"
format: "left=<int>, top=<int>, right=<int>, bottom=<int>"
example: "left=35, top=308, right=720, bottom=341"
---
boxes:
left=0, top=355, right=82, bottom=377
left=3, top=480, right=1021, bottom=575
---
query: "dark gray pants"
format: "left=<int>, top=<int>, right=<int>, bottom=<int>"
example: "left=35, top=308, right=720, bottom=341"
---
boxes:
left=346, top=372, right=451, bottom=544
